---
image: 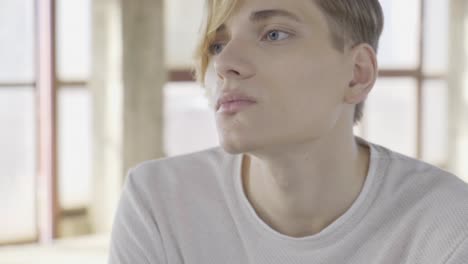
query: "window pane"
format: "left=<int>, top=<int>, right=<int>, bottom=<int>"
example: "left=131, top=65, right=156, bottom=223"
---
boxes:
left=423, top=0, right=449, bottom=75
left=0, top=0, right=35, bottom=82
left=378, top=0, right=420, bottom=69
left=422, top=80, right=448, bottom=166
left=56, top=0, right=91, bottom=80
left=163, top=82, right=218, bottom=156
left=364, top=78, right=418, bottom=157
left=0, top=87, right=37, bottom=242
left=58, top=87, right=92, bottom=209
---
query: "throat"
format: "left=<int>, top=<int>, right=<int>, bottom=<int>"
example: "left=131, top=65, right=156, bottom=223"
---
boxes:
left=239, top=144, right=370, bottom=238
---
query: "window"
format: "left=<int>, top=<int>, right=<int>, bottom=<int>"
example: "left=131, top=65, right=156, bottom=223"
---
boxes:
left=0, top=0, right=92, bottom=244
left=56, top=0, right=92, bottom=211
left=357, top=0, right=449, bottom=167
left=0, top=0, right=37, bottom=244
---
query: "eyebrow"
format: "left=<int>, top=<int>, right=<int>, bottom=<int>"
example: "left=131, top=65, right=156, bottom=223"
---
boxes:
left=216, top=9, right=303, bottom=33
left=250, top=9, right=303, bottom=23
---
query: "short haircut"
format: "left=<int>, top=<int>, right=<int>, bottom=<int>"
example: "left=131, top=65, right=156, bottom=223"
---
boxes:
left=193, top=0, right=384, bottom=125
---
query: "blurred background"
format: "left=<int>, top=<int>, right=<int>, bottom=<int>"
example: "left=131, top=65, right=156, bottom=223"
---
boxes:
left=1, top=0, right=468, bottom=262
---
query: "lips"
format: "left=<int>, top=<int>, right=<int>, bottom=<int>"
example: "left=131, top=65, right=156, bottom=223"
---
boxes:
left=216, top=92, right=257, bottom=111
left=218, top=100, right=257, bottom=114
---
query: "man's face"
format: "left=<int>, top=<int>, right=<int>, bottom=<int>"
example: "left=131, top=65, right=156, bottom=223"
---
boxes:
left=205, top=0, right=354, bottom=154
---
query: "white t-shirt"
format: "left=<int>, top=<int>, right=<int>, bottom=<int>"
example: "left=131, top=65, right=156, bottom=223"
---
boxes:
left=108, top=137, right=468, bottom=263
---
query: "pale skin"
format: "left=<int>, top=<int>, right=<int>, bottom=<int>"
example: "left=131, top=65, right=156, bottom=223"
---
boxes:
left=204, top=0, right=377, bottom=237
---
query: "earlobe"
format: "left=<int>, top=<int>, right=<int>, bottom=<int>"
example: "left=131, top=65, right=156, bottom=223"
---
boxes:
left=346, top=78, right=370, bottom=103
left=345, top=90, right=369, bottom=104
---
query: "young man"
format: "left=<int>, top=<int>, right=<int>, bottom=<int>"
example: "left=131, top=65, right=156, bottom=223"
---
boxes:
left=109, top=0, right=468, bottom=263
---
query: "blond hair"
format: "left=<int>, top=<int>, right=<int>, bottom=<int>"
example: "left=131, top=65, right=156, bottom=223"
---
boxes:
left=192, top=0, right=384, bottom=124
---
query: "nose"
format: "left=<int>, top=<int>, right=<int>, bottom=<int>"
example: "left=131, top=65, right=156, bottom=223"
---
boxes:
left=213, top=39, right=255, bottom=81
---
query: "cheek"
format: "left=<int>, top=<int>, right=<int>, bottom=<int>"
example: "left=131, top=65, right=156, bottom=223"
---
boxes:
left=295, top=57, right=346, bottom=100
left=265, top=62, right=346, bottom=127
left=276, top=63, right=344, bottom=103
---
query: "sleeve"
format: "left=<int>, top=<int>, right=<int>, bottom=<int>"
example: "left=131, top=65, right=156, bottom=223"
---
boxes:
left=444, top=235, right=468, bottom=264
left=108, top=168, right=167, bottom=264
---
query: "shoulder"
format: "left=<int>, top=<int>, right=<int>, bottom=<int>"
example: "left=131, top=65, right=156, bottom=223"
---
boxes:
left=132, top=146, right=226, bottom=174
left=369, top=142, right=468, bottom=223
left=126, top=146, right=234, bottom=196
left=374, top=144, right=468, bottom=239
left=382, top=147, right=468, bottom=201
left=370, top=144, right=468, bottom=261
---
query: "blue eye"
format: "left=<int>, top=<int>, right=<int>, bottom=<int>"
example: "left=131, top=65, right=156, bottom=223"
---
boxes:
left=209, top=43, right=225, bottom=55
left=265, top=30, right=290, bottom=41
left=207, top=30, right=290, bottom=56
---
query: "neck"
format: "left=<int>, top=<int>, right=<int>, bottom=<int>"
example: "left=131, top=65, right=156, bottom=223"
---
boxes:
left=242, top=130, right=370, bottom=237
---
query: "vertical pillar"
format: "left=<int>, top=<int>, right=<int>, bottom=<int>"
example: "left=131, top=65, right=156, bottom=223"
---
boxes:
left=89, top=0, right=123, bottom=233
left=121, top=0, right=166, bottom=171
left=89, top=0, right=166, bottom=233
left=448, top=0, right=468, bottom=182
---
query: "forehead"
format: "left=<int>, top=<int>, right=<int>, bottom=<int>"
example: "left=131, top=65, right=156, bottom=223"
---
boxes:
left=220, top=0, right=327, bottom=30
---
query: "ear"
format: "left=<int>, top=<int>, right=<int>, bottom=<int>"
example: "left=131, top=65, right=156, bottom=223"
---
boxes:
left=344, top=44, right=378, bottom=104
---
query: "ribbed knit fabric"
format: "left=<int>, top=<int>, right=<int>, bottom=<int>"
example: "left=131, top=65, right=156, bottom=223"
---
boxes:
left=108, top=137, right=468, bottom=263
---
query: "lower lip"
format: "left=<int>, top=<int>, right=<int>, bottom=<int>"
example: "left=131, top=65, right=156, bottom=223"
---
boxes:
left=218, top=100, right=256, bottom=114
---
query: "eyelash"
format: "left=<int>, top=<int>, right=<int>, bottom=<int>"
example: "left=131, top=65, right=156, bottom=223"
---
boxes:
left=207, top=29, right=292, bottom=56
